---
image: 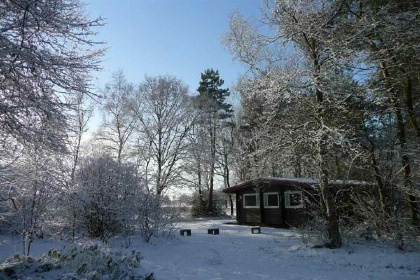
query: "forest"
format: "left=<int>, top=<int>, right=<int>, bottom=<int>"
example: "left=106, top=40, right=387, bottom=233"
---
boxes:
left=0, top=0, right=419, bottom=279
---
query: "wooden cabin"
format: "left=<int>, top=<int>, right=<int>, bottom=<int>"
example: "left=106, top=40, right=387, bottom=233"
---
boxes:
left=223, top=177, right=373, bottom=227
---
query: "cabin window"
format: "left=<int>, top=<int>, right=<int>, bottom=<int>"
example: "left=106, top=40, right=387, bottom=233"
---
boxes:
left=264, top=192, right=279, bottom=208
left=285, top=191, right=304, bottom=208
left=243, top=193, right=259, bottom=208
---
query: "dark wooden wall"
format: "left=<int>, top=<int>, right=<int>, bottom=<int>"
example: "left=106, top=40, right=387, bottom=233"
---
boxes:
left=235, top=183, right=311, bottom=227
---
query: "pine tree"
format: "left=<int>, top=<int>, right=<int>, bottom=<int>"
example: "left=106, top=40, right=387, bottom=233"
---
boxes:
left=195, top=69, right=233, bottom=213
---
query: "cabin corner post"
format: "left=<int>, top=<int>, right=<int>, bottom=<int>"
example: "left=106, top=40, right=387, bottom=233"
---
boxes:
left=281, top=187, right=286, bottom=227
left=259, top=187, right=264, bottom=224
left=236, top=193, right=240, bottom=223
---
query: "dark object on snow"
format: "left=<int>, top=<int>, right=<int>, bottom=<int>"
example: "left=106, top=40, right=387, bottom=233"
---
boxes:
left=2, top=266, right=15, bottom=277
left=208, top=228, right=219, bottom=235
left=251, top=227, right=261, bottom=234
left=145, top=272, right=155, bottom=280
left=180, top=229, right=191, bottom=236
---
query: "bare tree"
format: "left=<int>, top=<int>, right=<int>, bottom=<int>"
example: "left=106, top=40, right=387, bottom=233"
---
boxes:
left=69, top=93, right=93, bottom=184
left=217, top=119, right=236, bottom=215
left=67, top=92, right=93, bottom=240
left=183, top=120, right=211, bottom=216
left=97, top=71, right=136, bottom=164
left=132, top=76, right=192, bottom=195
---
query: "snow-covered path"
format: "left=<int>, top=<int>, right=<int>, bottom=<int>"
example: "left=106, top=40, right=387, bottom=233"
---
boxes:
left=135, top=219, right=419, bottom=280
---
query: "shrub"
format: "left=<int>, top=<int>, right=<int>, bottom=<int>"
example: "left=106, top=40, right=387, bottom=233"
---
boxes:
left=0, top=243, right=153, bottom=280
left=76, top=155, right=139, bottom=242
left=136, top=194, right=177, bottom=242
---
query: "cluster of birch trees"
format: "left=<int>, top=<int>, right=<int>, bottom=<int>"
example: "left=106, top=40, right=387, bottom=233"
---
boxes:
left=0, top=0, right=195, bottom=254
left=223, top=0, right=420, bottom=248
left=95, top=69, right=234, bottom=216
left=0, top=0, right=234, bottom=251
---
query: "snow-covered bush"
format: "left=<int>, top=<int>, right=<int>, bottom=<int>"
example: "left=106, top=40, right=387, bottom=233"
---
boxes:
left=0, top=244, right=153, bottom=280
left=342, top=189, right=420, bottom=250
left=76, top=155, right=139, bottom=242
left=0, top=149, right=67, bottom=255
left=136, top=193, right=177, bottom=242
left=299, top=208, right=328, bottom=247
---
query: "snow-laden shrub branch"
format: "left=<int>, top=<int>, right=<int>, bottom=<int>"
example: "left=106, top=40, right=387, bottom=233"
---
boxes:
left=0, top=243, right=153, bottom=280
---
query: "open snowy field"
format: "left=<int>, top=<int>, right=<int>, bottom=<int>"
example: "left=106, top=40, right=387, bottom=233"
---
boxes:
left=1, top=219, right=419, bottom=280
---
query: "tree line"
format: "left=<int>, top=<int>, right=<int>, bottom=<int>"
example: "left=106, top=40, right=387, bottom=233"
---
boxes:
left=1, top=0, right=419, bottom=253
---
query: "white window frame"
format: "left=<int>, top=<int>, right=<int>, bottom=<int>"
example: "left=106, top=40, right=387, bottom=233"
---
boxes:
left=243, top=193, right=260, bottom=208
left=263, top=192, right=280, bottom=208
left=285, top=191, right=304, bottom=209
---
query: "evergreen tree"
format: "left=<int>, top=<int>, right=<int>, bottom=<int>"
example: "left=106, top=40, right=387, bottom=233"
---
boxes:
left=195, top=69, right=233, bottom=213
left=197, top=69, right=233, bottom=119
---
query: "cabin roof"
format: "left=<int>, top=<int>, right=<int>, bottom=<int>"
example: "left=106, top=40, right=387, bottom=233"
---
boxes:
left=223, top=177, right=375, bottom=193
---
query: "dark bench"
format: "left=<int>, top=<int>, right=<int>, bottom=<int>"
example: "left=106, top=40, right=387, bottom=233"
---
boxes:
left=251, top=227, right=261, bottom=234
left=180, top=229, right=191, bottom=236
left=208, top=228, right=219, bottom=235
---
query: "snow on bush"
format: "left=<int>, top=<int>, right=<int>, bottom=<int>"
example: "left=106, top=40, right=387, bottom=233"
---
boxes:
left=136, top=194, right=178, bottom=242
left=0, top=243, right=153, bottom=280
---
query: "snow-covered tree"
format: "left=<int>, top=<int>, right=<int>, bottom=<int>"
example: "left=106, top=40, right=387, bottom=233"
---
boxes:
left=132, top=76, right=192, bottom=195
left=223, top=0, right=375, bottom=248
left=195, top=69, right=234, bottom=213
left=97, top=71, right=136, bottom=164
left=0, top=147, right=67, bottom=255
left=0, top=0, right=104, bottom=152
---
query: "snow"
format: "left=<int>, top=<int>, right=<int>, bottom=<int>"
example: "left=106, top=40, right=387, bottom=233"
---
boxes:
left=0, top=236, right=68, bottom=263
left=262, top=177, right=318, bottom=184
left=262, top=177, right=376, bottom=187
left=1, top=219, right=420, bottom=280
left=136, top=219, right=420, bottom=280
left=228, top=177, right=375, bottom=192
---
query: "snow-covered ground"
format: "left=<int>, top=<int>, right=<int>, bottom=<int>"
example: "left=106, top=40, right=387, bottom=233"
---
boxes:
left=1, top=219, right=419, bottom=280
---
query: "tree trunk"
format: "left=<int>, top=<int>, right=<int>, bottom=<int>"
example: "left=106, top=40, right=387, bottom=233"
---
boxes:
left=318, top=137, right=342, bottom=248
left=207, top=116, right=216, bottom=213
left=403, top=76, right=420, bottom=138
left=391, top=93, right=419, bottom=225
left=229, top=194, right=234, bottom=216
left=156, top=123, right=163, bottom=195
left=197, top=159, right=205, bottom=212
left=313, top=53, right=342, bottom=248
left=208, top=161, right=215, bottom=213
left=366, top=138, right=386, bottom=217
left=380, top=60, right=419, bottom=225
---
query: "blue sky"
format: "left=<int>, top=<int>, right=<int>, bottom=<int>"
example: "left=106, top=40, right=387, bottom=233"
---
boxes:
left=86, top=0, right=261, bottom=94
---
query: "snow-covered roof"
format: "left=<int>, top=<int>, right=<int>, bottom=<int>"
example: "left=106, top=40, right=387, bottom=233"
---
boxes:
left=223, top=177, right=375, bottom=193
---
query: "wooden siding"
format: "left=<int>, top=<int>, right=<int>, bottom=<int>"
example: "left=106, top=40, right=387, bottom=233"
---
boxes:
left=263, top=208, right=282, bottom=225
left=240, top=208, right=261, bottom=224
left=234, top=183, right=315, bottom=227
